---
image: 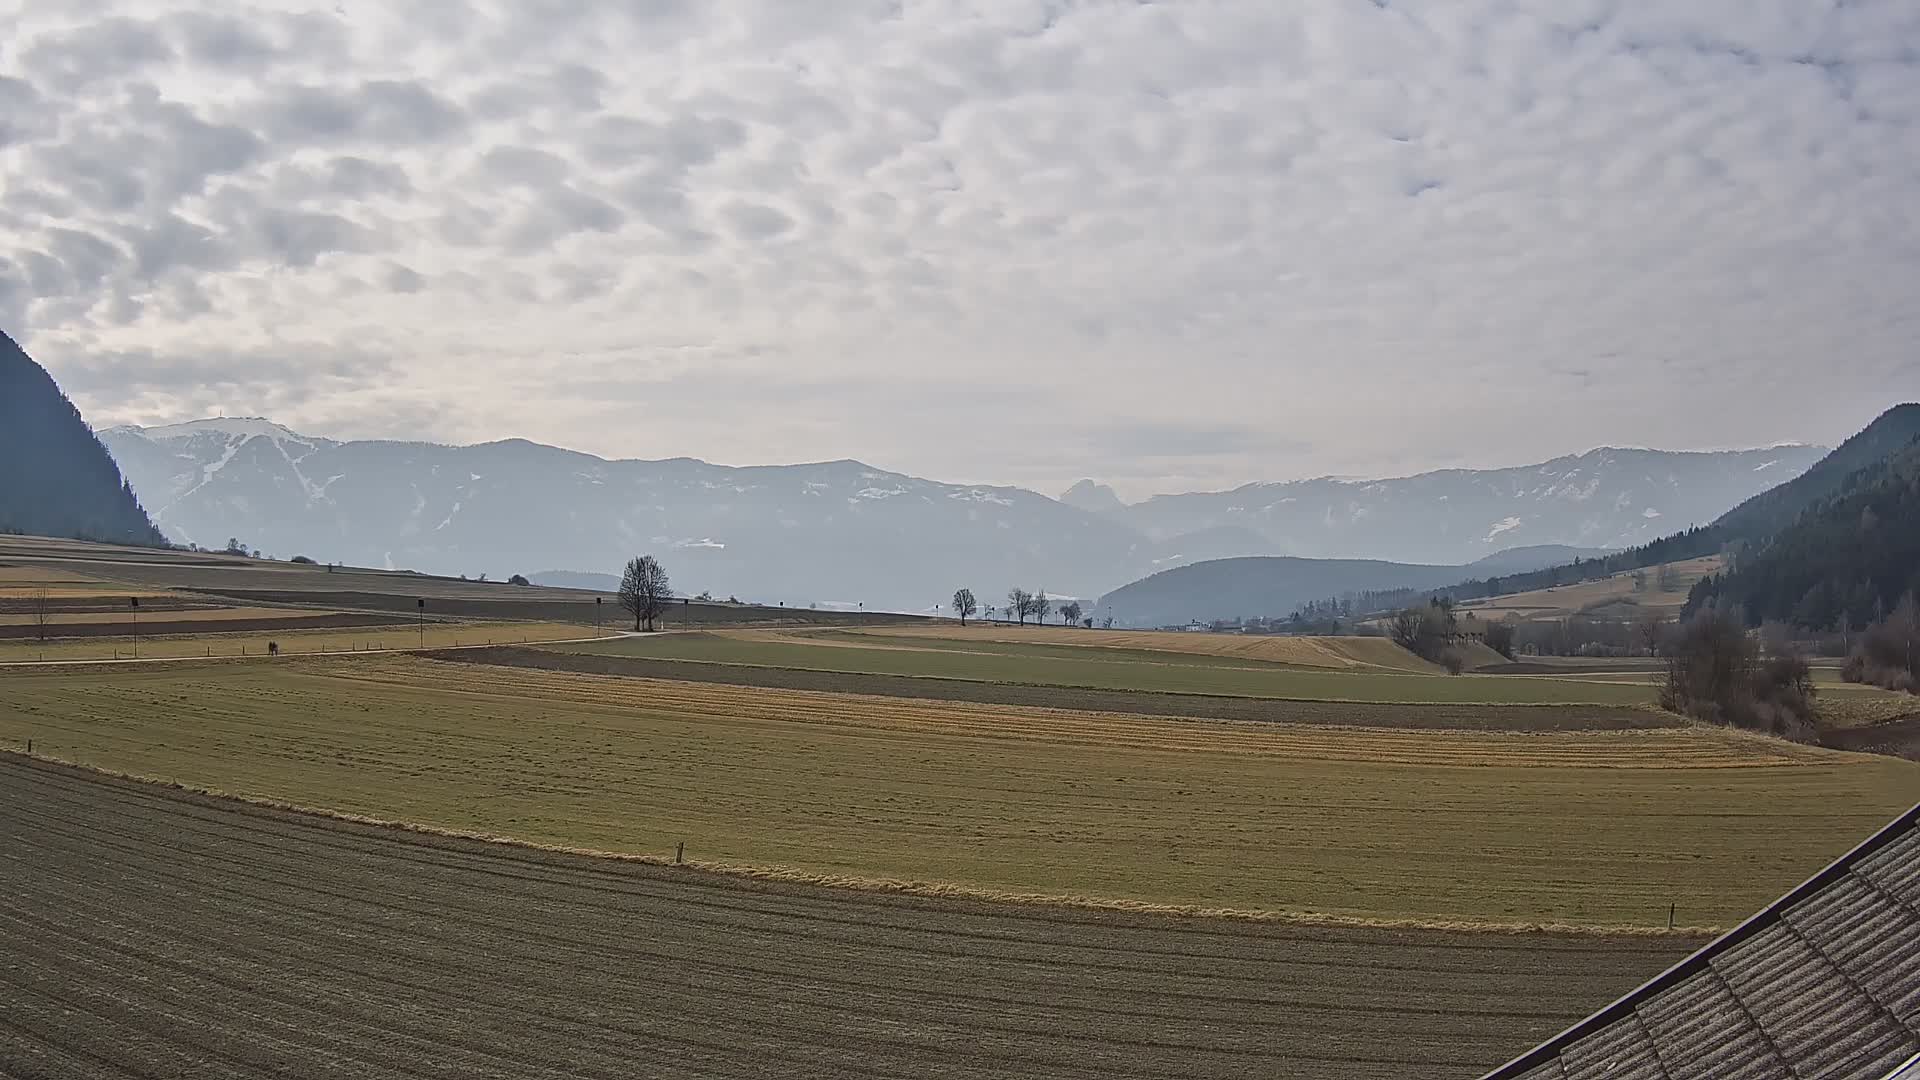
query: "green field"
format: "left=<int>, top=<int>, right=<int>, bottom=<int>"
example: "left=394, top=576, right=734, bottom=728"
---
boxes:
left=545, top=631, right=1660, bottom=705
left=2, top=655, right=1910, bottom=928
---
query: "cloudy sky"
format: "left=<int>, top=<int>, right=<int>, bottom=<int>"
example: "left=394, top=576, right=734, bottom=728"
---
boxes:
left=3, top=1, right=1917, bottom=498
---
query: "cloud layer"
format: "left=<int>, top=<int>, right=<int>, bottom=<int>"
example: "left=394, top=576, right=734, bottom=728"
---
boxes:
left=4, top=0, right=1918, bottom=496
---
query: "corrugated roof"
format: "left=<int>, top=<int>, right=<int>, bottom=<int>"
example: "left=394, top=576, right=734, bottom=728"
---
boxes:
left=1486, top=804, right=1920, bottom=1080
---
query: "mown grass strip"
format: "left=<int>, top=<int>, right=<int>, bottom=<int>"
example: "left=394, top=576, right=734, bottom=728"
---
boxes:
left=1, top=655, right=1911, bottom=928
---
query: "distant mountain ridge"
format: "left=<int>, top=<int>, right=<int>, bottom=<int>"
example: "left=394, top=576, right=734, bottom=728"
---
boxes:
left=0, top=331, right=163, bottom=546
left=1100, top=445, right=1827, bottom=565
left=100, top=417, right=1825, bottom=609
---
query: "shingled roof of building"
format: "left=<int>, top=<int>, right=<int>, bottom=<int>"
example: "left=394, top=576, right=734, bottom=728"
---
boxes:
left=1485, top=803, right=1920, bottom=1080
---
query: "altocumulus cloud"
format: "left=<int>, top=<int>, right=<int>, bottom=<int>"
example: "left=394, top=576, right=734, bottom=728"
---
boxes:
left=3, top=0, right=1919, bottom=496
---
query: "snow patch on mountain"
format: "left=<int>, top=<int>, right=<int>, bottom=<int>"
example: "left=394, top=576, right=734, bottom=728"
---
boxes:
left=142, top=417, right=306, bottom=443
left=1485, top=516, right=1524, bottom=541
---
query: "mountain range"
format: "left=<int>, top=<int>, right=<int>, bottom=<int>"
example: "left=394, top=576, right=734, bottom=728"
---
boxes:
left=1075, top=445, right=1827, bottom=564
left=97, top=415, right=1825, bottom=610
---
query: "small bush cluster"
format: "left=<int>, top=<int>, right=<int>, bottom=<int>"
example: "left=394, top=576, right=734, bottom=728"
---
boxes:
left=1659, top=605, right=1817, bottom=741
left=1842, top=594, right=1919, bottom=694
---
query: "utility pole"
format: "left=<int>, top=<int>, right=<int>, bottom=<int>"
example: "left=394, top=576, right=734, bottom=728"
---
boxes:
left=595, top=596, right=603, bottom=637
left=417, top=597, right=426, bottom=648
left=130, top=596, right=139, bottom=658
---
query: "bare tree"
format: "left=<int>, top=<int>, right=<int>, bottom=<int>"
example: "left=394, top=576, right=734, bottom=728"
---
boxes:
left=618, top=555, right=672, bottom=631
left=29, top=587, right=52, bottom=642
left=1656, top=562, right=1679, bottom=593
left=952, top=588, right=978, bottom=626
left=1007, top=588, right=1031, bottom=626
left=1032, top=590, right=1052, bottom=627
left=1060, top=600, right=1083, bottom=626
left=1389, top=608, right=1426, bottom=654
left=1636, top=613, right=1668, bottom=657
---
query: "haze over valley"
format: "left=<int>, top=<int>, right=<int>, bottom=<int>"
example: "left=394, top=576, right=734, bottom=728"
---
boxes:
left=101, top=413, right=1823, bottom=613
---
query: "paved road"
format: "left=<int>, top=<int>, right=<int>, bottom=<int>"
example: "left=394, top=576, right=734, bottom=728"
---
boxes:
left=0, top=756, right=1697, bottom=1079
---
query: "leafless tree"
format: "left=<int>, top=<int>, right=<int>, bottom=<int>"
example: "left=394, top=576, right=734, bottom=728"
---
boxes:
left=1032, top=590, right=1052, bottom=626
left=1007, top=588, right=1031, bottom=626
left=1656, top=562, right=1679, bottom=593
left=1389, top=608, right=1427, bottom=654
left=619, top=555, right=672, bottom=631
left=952, top=588, right=978, bottom=626
left=1060, top=600, right=1083, bottom=626
left=30, top=587, right=52, bottom=642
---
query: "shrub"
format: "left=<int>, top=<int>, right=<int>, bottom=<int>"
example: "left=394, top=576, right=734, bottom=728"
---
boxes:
left=1660, top=605, right=1818, bottom=740
left=508, top=574, right=531, bottom=586
left=1439, top=649, right=1465, bottom=675
left=290, top=555, right=316, bottom=565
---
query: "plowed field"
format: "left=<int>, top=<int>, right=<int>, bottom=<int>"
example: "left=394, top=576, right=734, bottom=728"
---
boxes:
left=0, top=755, right=1700, bottom=1079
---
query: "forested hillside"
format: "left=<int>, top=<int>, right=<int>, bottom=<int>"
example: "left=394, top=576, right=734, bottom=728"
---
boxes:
left=0, top=332, right=165, bottom=546
left=1685, top=436, right=1920, bottom=629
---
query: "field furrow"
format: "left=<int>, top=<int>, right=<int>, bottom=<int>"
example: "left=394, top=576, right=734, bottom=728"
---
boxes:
left=0, top=757, right=1699, bottom=1079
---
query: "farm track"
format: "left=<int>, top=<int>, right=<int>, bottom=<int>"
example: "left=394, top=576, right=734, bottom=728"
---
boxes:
left=0, top=756, right=1697, bottom=1079
left=440, top=646, right=1676, bottom=731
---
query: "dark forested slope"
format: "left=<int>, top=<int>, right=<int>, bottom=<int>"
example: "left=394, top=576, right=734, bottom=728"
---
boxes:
left=1686, top=435, right=1920, bottom=628
left=0, top=331, right=164, bottom=546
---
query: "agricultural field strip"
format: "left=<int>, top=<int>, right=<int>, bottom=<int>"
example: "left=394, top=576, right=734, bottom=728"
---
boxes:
left=746, top=628, right=1341, bottom=672
left=0, top=605, right=375, bottom=626
left=0, top=621, right=597, bottom=663
left=6, top=656, right=1907, bottom=927
left=2, top=764, right=1612, bottom=1021
left=0, top=759, right=1692, bottom=1079
left=443, top=647, right=1676, bottom=732
left=833, top=625, right=1453, bottom=672
left=545, top=635, right=1658, bottom=705
left=310, top=659, right=1806, bottom=768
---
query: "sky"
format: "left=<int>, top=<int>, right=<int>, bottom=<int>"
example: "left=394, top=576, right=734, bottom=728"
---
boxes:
left=3, top=1, right=1918, bottom=499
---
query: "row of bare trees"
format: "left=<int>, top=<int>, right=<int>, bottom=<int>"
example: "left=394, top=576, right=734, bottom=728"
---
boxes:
left=951, top=587, right=1083, bottom=627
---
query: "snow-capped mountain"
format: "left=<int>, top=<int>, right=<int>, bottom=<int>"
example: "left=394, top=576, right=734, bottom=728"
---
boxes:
left=100, top=419, right=1144, bottom=607
left=1102, top=445, right=1829, bottom=565
left=98, top=420, right=1826, bottom=608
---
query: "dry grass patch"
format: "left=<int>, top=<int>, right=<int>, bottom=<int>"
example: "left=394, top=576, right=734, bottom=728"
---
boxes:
left=1, top=654, right=1910, bottom=928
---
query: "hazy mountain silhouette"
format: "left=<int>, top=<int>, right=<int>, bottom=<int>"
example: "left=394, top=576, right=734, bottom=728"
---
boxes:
left=101, top=417, right=1824, bottom=609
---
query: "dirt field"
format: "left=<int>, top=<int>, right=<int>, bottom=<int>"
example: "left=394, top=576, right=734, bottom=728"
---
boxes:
left=0, top=610, right=413, bottom=640
left=3, top=656, right=1911, bottom=927
left=0, top=756, right=1702, bottom=1079
left=0, top=621, right=593, bottom=661
left=544, top=632, right=1657, bottom=705
left=440, top=646, right=1677, bottom=731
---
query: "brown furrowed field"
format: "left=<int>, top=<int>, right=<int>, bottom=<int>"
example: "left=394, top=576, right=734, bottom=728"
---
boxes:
left=2, top=655, right=1912, bottom=928
left=0, top=756, right=1702, bottom=1079
left=0, top=620, right=595, bottom=661
left=439, top=644, right=1679, bottom=731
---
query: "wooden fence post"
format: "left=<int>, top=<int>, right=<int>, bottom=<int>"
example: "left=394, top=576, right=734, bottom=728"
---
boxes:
left=675, top=841, right=685, bottom=865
